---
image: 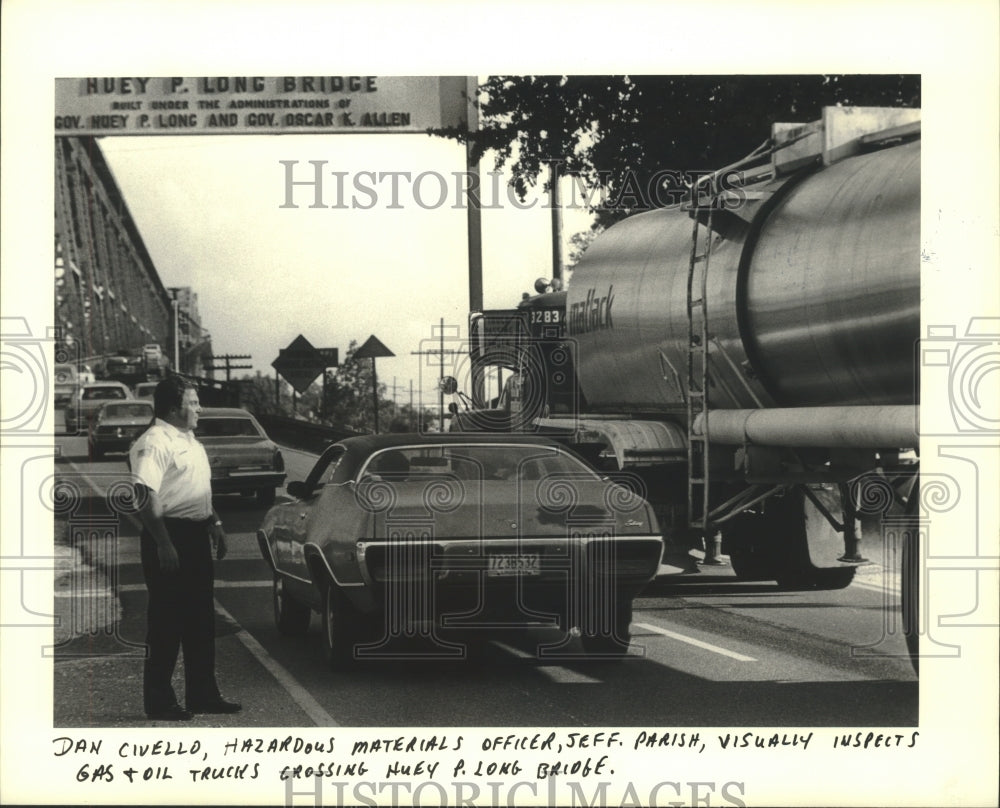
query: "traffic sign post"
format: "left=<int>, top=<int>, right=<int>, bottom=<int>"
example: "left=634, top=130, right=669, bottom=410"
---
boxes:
left=355, top=335, right=395, bottom=434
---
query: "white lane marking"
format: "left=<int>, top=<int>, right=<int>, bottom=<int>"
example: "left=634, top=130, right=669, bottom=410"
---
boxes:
left=536, top=667, right=604, bottom=684
left=212, top=601, right=338, bottom=727
left=490, top=640, right=533, bottom=659
left=633, top=621, right=758, bottom=662
left=483, top=641, right=607, bottom=682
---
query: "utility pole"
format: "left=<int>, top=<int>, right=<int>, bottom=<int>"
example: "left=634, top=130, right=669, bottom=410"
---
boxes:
left=410, top=318, right=454, bottom=431
left=549, top=160, right=563, bottom=283
left=172, top=296, right=180, bottom=373
left=206, top=354, right=251, bottom=382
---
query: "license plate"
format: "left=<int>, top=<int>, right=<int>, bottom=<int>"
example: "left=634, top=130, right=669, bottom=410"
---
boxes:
left=487, top=553, right=540, bottom=576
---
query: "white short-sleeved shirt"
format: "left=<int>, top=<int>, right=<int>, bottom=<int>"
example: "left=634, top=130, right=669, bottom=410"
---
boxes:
left=130, top=418, right=213, bottom=520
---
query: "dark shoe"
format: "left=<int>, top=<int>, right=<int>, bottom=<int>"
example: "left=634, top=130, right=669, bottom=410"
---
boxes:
left=146, top=704, right=193, bottom=721
left=187, top=697, right=242, bottom=714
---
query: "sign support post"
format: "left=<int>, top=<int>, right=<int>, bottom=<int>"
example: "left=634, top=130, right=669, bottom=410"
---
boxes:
left=355, top=335, right=395, bottom=434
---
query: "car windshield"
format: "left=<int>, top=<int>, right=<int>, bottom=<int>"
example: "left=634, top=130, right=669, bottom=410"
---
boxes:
left=83, top=387, right=126, bottom=400
left=360, top=444, right=598, bottom=482
left=102, top=403, right=153, bottom=419
left=196, top=417, right=262, bottom=438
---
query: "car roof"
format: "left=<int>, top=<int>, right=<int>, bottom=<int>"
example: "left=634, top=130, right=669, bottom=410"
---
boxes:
left=198, top=407, right=255, bottom=418
left=101, top=399, right=152, bottom=406
left=100, top=400, right=152, bottom=410
left=335, top=432, right=564, bottom=453
left=83, top=381, right=129, bottom=389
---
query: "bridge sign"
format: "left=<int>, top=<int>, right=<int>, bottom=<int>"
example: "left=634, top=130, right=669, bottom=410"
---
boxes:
left=272, top=334, right=325, bottom=394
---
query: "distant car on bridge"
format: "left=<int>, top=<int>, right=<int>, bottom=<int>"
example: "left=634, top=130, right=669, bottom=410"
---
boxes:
left=257, top=433, right=663, bottom=667
left=54, top=363, right=79, bottom=409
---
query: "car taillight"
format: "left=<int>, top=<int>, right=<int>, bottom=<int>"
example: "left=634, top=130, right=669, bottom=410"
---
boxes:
left=273, top=449, right=284, bottom=472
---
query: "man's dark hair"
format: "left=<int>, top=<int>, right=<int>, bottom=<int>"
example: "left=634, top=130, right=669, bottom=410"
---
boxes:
left=153, top=376, right=196, bottom=419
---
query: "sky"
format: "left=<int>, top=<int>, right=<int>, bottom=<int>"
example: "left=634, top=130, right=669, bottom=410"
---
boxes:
left=98, top=130, right=594, bottom=408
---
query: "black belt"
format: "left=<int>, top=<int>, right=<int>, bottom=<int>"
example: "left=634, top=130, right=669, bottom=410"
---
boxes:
left=163, top=516, right=215, bottom=526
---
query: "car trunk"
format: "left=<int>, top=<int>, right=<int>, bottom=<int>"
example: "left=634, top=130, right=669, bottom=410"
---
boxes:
left=201, top=437, right=274, bottom=471
left=360, top=479, right=660, bottom=585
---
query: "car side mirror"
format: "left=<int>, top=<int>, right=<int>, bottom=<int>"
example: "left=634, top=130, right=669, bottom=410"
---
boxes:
left=286, top=480, right=311, bottom=499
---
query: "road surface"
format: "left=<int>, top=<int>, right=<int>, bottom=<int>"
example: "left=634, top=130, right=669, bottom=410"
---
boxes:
left=51, top=433, right=917, bottom=728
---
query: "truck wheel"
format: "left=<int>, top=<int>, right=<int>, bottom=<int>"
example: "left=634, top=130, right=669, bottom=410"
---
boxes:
left=722, top=511, right=779, bottom=582
left=273, top=574, right=310, bottom=636
left=322, top=584, right=357, bottom=670
left=580, top=596, right=633, bottom=659
left=257, top=487, right=276, bottom=507
left=728, top=548, right=774, bottom=581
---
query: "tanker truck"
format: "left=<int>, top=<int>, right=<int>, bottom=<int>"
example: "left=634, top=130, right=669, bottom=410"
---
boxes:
left=449, top=106, right=921, bottom=614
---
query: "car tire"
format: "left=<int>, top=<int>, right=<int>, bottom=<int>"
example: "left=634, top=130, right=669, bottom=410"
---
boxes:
left=580, top=596, right=633, bottom=660
left=90, top=444, right=104, bottom=461
left=273, top=574, right=310, bottom=636
left=322, top=584, right=357, bottom=670
left=257, top=487, right=276, bottom=508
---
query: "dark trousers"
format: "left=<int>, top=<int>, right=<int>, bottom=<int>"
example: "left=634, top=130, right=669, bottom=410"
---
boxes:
left=140, top=518, right=220, bottom=713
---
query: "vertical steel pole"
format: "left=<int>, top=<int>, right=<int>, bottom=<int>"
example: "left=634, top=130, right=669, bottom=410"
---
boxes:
left=550, top=161, right=563, bottom=283
left=465, top=76, right=483, bottom=314
left=372, top=357, right=379, bottom=434
left=172, top=297, right=180, bottom=373
left=438, top=318, right=445, bottom=430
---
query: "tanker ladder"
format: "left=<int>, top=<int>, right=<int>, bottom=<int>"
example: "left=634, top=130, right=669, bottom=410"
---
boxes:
left=682, top=136, right=793, bottom=564
left=685, top=178, right=722, bottom=563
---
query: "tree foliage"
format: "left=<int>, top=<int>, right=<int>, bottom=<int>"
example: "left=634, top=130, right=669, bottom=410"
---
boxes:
left=240, top=341, right=441, bottom=433
left=436, top=75, right=919, bottom=228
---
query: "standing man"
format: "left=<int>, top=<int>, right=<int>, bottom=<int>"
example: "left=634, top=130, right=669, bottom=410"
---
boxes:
left=130, top=377, right=241, bottom=721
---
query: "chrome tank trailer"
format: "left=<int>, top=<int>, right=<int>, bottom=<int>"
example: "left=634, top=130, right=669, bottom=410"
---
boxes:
left=567, top=134, right=920, bottom=415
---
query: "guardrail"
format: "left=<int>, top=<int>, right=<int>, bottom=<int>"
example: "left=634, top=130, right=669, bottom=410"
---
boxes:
left=256, top=414, right=363, bottom=453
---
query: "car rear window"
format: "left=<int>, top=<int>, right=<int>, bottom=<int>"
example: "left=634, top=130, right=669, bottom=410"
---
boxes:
left=83, top=387, right=126, bottom=400
left=196, top=417, right=263, bottom=437
left=102, top=403, right=153, bottom=418
left=363, top=444, right=599, bottom=482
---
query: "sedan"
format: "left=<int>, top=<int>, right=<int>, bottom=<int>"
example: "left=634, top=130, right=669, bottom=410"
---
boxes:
left=89, top=400, right=154, bottom=459
left=133, top=381, right=158, bottom=401
left=195, top=408, right=286, bottom=506
left=256, top=434, right=664, bottom=667
left=54, top=363, right=79, bottom=409
left=66, top=382, right=132, bottom=433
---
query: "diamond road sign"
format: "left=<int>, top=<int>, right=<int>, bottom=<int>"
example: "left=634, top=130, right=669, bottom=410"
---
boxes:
left=272, top=334, right=325, bottom=394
